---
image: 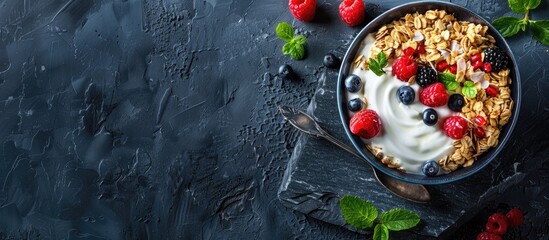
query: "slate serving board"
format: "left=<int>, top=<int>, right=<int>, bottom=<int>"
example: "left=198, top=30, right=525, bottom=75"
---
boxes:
left=278, top=70, right=525, bottom=238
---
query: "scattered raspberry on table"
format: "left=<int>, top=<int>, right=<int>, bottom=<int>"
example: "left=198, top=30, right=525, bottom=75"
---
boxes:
left=289, top=0, right=316, bottom=21
left=339, top=0, right=365, bottom=26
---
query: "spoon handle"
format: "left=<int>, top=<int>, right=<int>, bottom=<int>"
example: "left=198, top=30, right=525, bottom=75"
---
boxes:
left=318, top=129, right=365, bottom=160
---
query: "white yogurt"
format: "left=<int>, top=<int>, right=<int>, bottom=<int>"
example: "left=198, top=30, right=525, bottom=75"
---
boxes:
left=347, top=34, right=455, bottom=174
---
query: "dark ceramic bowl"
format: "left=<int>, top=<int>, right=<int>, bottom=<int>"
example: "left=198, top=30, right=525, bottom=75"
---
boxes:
left=337, top=1, right=521, bottom=184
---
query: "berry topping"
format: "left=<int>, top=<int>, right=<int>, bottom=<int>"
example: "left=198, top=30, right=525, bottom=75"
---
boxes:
left=348, top=98, right=364, bottom=112
left=485, top=85, right=498, bottom=97
left=472, top=60, right=483, bottom=69
left=484, top=47, right=509, bottom=72
left=483, top=62, right=492, bottom=73
left=404, top=47, right=415, bottom=57
left=349, top=109, right=382, bottom=139
left=476, top=232, right=502, bottom=240
left=485, top=212, right=509, bottom=235
left=422, top=108, right=438, bottom=126
left=474, top=127, right=486, bottom=138
left=443, top=116, right=469, bottom=139
left=470, top=53, right=482, bottom=63
left=506, top=208, right=525, bottom=228
left=473, top=116, right=487, bottom=127
left=392, top=56, right=418, bottom=81
left=397, top=85, right=415, bottom=105
left=323, top=53, right=341, bottom=69
left=448, top=94, right=465, bottom=112
left=416, top=65, right=437, bottom=87
left=344, top=74, right=362, bottom=93
left=419, top=82, right=449, bottom=107
left=416, top=41, right=426, bottom=55
left=436, top=60, right=449, bottom=71
left=279, top=64, right=297, bottom=80
left=289, top=0, right=316, bottom=22
left=449, top=64, right=457, bottom=74
left=339, top=0, right=365, bottom=26
left=421, top=160, right=440, bottom=177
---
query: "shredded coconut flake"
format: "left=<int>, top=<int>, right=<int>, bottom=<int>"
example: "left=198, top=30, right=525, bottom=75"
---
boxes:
left=412, top=31, right=424, bottom=41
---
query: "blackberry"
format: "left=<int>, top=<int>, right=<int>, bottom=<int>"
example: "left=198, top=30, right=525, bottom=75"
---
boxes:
left=483, top=47, right=509, bottom=72
left=416, top=65, right=437, bottom=87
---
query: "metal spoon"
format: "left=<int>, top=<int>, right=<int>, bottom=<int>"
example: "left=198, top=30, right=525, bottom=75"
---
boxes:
left=278, top=105, right=431, bottom=203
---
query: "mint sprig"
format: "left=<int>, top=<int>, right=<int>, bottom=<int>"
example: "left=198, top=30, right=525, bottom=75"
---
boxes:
left=369, top=52, right=388, bottom=76
left=493, top=0, right=549, bottom=46
left=339, top=195, right=421, bottom=240
left=439, top=72, right=459, bottom=91
left=276, top=22, right=307, bottom=60
left=462, top=81, right=478, bottom=99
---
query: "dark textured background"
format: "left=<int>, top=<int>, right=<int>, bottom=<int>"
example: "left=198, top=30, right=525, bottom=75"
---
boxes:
left=0, top=0, right=547, bottom=239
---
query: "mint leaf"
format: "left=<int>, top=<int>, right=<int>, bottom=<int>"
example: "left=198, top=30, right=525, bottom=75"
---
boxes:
left=282, top=42, right=292, bottom=55
left=292, top=35, right=307, bottom=45
left=493, top=16, right=527, bottom=37
left=289, top=44, right=305, bottom=60
left=369, top=58, right=385, bottom=76
left=462, top=81, right=478, bottom=98
left=509, top=0, right=541, bottom=14
left=530, top=20, right=549, bottom=46
left=380, top=208, right=420, bottom=231
left=373, top=224, right=389, bottom=240
left=439, top=72, right=459, bottom=91
left=276, top=22, right=294, bottom=42
left=377, top=52, right=388, bottom=68
left=339, top=195, right=378, bottom=229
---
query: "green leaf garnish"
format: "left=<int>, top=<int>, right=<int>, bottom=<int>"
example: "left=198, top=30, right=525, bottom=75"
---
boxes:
left=530, top=20, right=549, bottom=46
left=493, top=17, right=527, bottom=37
left=462, top=81, right=478, bottom=99
left=494, top=0, right=549, bottom=46
left=369, top=52, right=388, bottom=76
left=373, top=224, right=389, bottom=240
left=508, top=0, right=541, bottom=14
left=276, top=22, right=294, bottom=42
left=339, top=195, right=378, bottom=229
left=276, top=22, right=307, bottom=60
left=439, top=72, right=459, bottom=91
left=380, top=208, right=421, bottom=231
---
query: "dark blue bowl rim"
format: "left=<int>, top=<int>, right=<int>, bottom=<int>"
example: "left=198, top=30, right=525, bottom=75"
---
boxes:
left=337, top=0, right=522, bottom=185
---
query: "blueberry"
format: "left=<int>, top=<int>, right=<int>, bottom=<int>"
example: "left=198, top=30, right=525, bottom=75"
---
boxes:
left=344, top=74, right=362, bottom=93
left=422, top=108, right=438, bottom=126
left=323, top=53, right=341, bottom=69
left=396, top=86, right=415, bottom=105
left=421, top=160, right=440, bottom=177
left=448, top=94, right=465, bottom=112
left=279, top=64, right=296, bottom=80
left=348, top=98, right=364, bottom=112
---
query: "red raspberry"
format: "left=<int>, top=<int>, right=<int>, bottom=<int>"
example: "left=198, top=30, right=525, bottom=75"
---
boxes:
left=473, top=116, right=487, bottom=127
left=486, top=212, right=509, bottom=235
left=485, top=85, right=499, bottom=97
left=349, top=109, right=382, bottom=139
left=506, top=208, right=525, bottom=228
left=443, top=116, right=469, bottom=139
left=419, top=82, right=449, bottom=107
left=339, top=0, right=365, bottom=26
left=436, top=60, right=448, bottom=71
left=392, top=56, right=418, bottom=81
left=483, top=62, right=492, bottom=73
left=474, top=127, right=486, bottom=138
left=476, top=232, right=502, bottom=240
left=449, top=64, right=457, bottom=74
left=289, top=0, right=316, bottom=22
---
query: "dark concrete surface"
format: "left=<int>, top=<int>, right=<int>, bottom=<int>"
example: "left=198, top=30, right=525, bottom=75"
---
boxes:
left=0, top=0, right=547, bottom=239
